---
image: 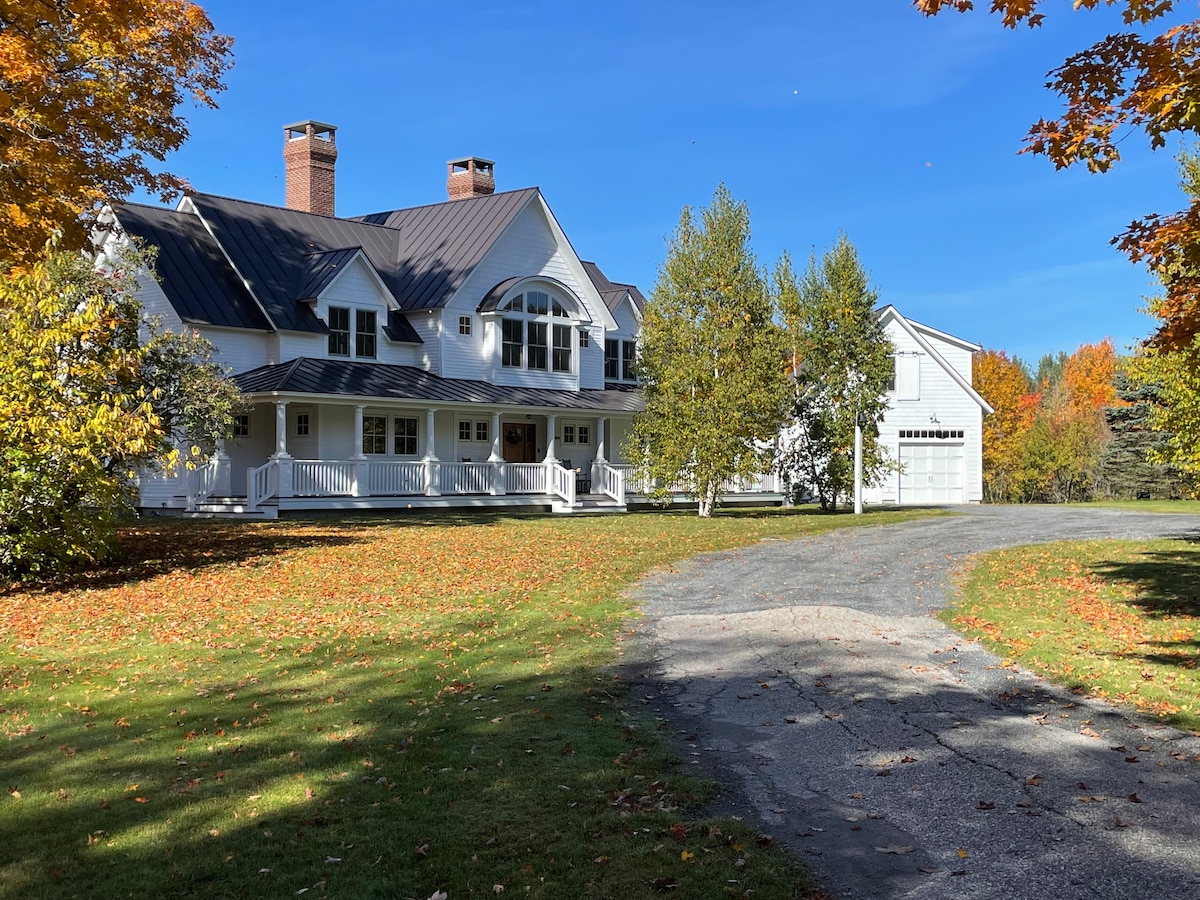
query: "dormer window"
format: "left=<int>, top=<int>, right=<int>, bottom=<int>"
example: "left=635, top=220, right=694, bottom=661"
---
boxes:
left=500, top=290, right=575, bottom=373
left=328, top=305, right=377, bottom=359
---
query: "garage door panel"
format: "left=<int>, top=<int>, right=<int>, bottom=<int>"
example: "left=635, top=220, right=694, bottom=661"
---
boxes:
left=899, top=443, right=964, bottom=504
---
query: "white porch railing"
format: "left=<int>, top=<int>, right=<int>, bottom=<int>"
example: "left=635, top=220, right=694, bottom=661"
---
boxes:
left=505, top=463, right=546, bottom=495
left=369, top=461, right=426, bottom=495
left=596, top=463, right=626, bottom=506
left=184, top=458, right=220, bottom=511
left=238, top=459, right=779, bottom=512
left=440, top=462, right=492, bottom=494
left=550, top=463, right=575, bottom=505
left=247, top=461, right=278, bottom=512
left=294, top=459, right=355, bottom=496
left=608, top=465, right=779, bottom=497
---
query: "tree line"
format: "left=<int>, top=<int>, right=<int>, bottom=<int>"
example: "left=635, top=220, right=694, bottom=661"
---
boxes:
left=973, top=341, right=1189, bottom=503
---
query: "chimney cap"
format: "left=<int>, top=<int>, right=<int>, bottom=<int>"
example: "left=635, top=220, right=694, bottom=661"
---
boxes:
left=447, top=155, right=495, bottom=168
left=285, top=120, right=338, bottom=136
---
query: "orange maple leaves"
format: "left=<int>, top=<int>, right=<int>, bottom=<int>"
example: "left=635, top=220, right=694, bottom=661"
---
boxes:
left=0, top=1, right=232, bottom=267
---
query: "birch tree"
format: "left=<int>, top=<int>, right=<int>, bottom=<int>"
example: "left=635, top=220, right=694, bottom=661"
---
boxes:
left=627, top=185, right=789, bottom=518
left=776, top=237, right=894, bottom=511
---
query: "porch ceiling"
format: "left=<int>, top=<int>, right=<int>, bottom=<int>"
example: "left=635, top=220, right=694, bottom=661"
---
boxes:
left=234, top=357, right=644, bottom=412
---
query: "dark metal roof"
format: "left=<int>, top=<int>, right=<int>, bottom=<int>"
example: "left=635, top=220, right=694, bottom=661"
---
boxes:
left=187, top=194, right=407, bottom=333
left=351, top=188, right=538, bottom=311
left=113, top=202, right=271, bottom=330
left=234, top=357, right=644, bottom=412
left=582, top=260, right=646, bottom=313
left=383, top=310, right=423, bottom=344
left=294, top=247, right=364, bottom=301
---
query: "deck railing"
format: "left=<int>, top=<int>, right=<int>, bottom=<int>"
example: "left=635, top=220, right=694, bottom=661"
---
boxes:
left=368, top=461, right=426, bottom=496
left=293, top=459, right=355, bottom=496
left=596, top=463, right=626, bottom=506
left=247, top=461, right=278, bottom=512
left=235, top=458, right=780, bottom=512
left=505, top=463, right=546, bottom=495
left=185, top=458, right=220, bottom=511
left=440, top=462, right=492, bottom=495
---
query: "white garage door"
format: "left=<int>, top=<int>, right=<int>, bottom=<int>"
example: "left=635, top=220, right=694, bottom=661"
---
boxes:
left=899, top=442, right=964, bottom=505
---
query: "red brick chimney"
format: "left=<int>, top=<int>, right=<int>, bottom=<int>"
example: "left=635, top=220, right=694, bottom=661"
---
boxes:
left=284, top=121, right=338, bottom=216
left=447, top=157, right=495, bottom=201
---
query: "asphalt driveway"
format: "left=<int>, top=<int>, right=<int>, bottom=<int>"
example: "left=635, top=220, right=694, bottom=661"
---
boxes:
left=624, top=506, right=1200, bottom=899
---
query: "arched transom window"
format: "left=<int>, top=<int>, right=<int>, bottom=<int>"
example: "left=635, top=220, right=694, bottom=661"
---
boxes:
left=500, top=290, right=575, bottom=373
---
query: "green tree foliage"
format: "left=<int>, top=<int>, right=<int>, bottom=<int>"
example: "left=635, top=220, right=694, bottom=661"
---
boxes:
left=0, top=248, right=242, bottom=576
left=627, top=185, right=789, bottom=518
left=1130, top=146, right=1200, bottom=482
left=776, top=236, right=894, bottom=511
left=1100, top=372, right=1188, bottom=498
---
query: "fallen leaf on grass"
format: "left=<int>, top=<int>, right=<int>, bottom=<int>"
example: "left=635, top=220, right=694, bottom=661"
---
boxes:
left=874, top=844, right=914, bottom=854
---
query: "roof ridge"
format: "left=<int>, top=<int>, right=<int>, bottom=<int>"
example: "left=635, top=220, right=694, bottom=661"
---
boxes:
left=351, top=186, right=540, bottom=221
left=188, top=192, right=410, bottom=235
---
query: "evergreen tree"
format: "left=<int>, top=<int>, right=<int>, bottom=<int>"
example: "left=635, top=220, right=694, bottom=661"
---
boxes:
left=1100, top=373, right=1188, bottom=499
left=627, top=185, right=789, bottom=518
left=776, top=236, right=894, bottom=511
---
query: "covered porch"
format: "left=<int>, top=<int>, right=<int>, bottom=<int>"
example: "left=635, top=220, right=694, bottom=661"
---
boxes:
left=139, top=358, right=783, bottom=517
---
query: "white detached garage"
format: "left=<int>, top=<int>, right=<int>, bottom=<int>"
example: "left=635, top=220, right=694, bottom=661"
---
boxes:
left=864, top=307, right=993, bottom=506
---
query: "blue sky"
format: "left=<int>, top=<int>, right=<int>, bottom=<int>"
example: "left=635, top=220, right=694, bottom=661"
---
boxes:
left=147, top=0, right=1196, bottom=365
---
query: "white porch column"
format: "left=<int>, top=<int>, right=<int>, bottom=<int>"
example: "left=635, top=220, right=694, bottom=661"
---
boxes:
left=544, top=414, right=558, bottom=464
left=543, top=414, right=558, bottom=497
left=591, top=417, right=607, bottom=487
left=351, top=404, right=369, bottom=497
left=272, top=400, right=293, bottom=499
left=424, top=408, right=441, bottom=496
left=213, top=438, right=232, bottom=497
left=489, top=411, right=505, bottom=496
left=272, top=401, right=290, bottom=458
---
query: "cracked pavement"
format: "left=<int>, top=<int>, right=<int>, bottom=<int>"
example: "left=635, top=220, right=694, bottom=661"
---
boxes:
left=622, top=505, right=1200, bottom=899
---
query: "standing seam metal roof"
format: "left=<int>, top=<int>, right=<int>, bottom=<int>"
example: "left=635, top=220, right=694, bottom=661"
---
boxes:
left=112, top=202, right=270, bottom=330
left=234, top=357, right=644, bottom=412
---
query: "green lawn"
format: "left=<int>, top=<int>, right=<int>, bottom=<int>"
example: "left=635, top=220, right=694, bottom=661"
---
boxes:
left=1, top=507, right=933, bottom=899
left=1078, top=499, right=1200, bottom=514
left=948, top=538, right=1200, bottom=730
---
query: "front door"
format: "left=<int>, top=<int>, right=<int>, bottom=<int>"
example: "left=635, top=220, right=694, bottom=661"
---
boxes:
left=502, top=423, right=537, bottom=463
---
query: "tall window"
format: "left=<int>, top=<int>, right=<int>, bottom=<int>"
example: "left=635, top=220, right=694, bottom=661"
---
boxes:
left=328, top=306, right=350, bottom=356
left=528, top=322, right=548, bottom=370
left=552, top=324, right=571, bottom=372
left=356, top=310, right=377, bottom=358
left=500, top=290, right=577, bottom=373
left=604, top=339, right=619, bottom=379
left=394, top=417, right=418, bottom=455
left=605, top=339, right=636, bottom=382
left=502, top=319, right=523, bottom=367
left=363, top=415, right=387, bottom=454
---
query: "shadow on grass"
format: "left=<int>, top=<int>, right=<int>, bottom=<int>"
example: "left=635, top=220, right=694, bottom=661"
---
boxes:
left=1089, top=545, right=1200, bottom=619
left=0, top=652, right=805, bottom=900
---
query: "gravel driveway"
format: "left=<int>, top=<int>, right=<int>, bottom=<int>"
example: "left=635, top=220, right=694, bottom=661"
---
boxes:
left=624, top=505, right=1200, bottom=899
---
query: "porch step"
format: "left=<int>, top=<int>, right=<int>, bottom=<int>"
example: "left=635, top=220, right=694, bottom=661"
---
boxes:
left=552, top=495, right=627, bottom=515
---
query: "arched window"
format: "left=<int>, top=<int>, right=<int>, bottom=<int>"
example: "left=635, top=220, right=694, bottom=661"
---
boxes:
left=500, top=290, right=575, bottom=373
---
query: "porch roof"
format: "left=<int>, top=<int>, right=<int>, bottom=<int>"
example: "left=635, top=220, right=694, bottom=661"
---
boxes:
left=234, top=358, right=645, bottom=412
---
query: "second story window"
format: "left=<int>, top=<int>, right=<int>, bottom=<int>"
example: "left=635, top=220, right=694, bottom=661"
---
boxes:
left=356, top=310, right=377, bottom=359
left=329, top=306, right=350, bottom=356
left=606, top=338, right=637, bottom=382
left=328, top=306, right=377, bottom=359
left=499, top=290, right=578, bottom=374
